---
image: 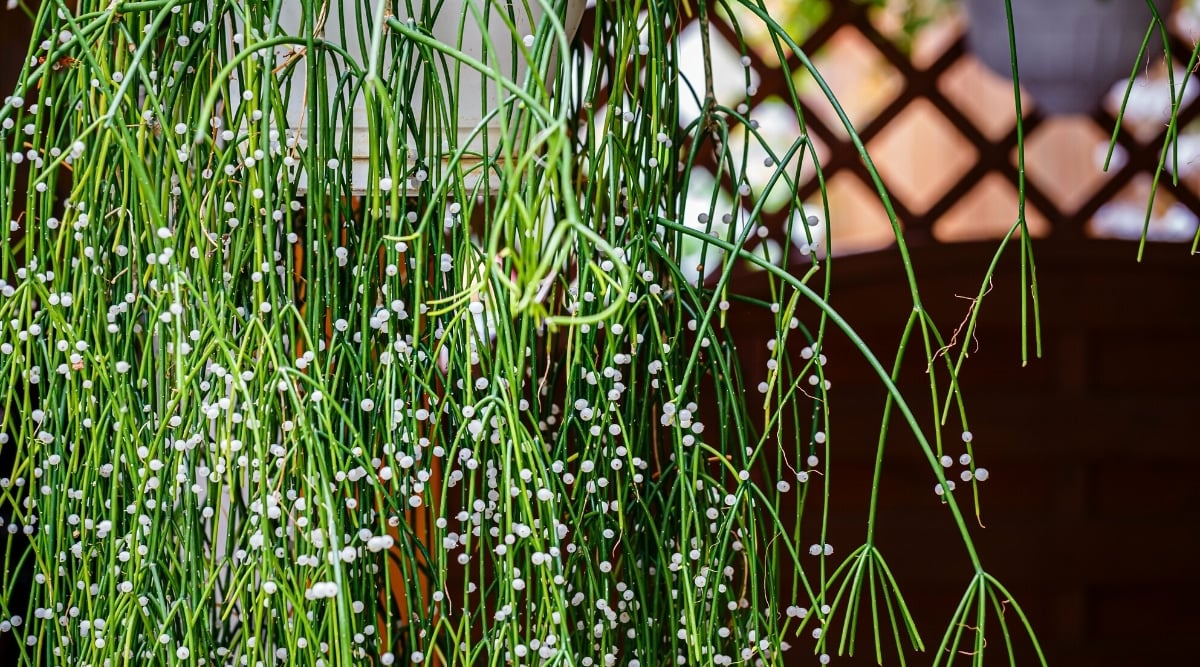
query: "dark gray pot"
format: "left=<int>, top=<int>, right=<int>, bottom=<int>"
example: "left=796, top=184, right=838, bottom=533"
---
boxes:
left=963, top=0, right=1174, bottom=115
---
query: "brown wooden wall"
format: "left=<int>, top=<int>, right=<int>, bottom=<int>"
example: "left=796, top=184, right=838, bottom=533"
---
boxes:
left=727, top=240, right=1200, bottom=665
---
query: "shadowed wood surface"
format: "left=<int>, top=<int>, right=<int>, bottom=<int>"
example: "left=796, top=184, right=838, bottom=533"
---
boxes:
left=726, top=240, right=1200, bottom=665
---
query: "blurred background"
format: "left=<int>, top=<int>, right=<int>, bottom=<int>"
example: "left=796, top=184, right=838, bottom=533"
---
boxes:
left=673, top=1, right=1200, bottom=664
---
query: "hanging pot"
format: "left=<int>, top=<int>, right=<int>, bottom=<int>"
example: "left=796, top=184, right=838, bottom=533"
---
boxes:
left=279, top=0, right=584, bottom=194
left=962, top=0, right=1174, bottom=115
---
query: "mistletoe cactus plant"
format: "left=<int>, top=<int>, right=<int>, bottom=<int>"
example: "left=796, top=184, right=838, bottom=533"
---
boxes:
left=0, top=0, right=1061, bottom=665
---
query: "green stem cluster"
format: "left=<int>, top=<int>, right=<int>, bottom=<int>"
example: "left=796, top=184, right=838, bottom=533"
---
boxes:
left=0, top=1, right=1053, bottom=665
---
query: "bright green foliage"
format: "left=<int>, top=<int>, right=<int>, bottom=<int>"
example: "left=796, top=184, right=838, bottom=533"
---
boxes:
left=0, top=1, right=1048, bottom=666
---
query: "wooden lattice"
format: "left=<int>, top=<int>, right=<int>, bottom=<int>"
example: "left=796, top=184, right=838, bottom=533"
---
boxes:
left=576, top=1, right=1200, bottom=260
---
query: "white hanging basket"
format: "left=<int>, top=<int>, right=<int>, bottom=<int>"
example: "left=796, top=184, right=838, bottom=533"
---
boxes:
left=279, top=0, right=581, bottom=194
left=963, top=0, right=1174, bottom=116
